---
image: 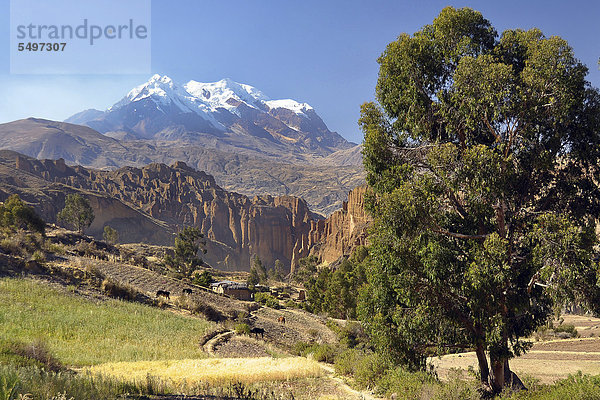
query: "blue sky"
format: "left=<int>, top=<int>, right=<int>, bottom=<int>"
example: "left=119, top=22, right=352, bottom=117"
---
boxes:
left=1, top=0, right=599, bottom=143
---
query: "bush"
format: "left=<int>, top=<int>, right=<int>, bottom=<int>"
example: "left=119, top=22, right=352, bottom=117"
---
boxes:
left=0, top=232, right=44, bottom=258
left=0, top=195, right=45, bottom=234
left=254, top=292, right=281, bottom=309
left=193, top=270, right=212, bottom=287
left=292, top=342, right=340, bottom=364
left=176, top=296, right=223, bottom=322
left=46, top=243, right=67, bottom=256
left=326, top=320, right=368, bottom=349
left=101, top=279, right=138, bottom=301
left=554, top=323, right=578, bottom=336
left=74, top=241, right=107, bottom=260
left=31, top=250, right=45, bottom=263
left=235, top=323, right=251, bottom=335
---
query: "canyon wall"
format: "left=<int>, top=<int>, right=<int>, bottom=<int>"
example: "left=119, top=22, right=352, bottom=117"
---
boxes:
left=13, top=155, right=315, bottom=271
left=307, top=185, right=371, bottom=267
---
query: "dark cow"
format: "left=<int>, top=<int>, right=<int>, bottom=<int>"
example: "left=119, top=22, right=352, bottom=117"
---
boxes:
left=182, top=288, right=193, bottom=295
left=250, top=327, right=265, bottom=339
left=278, top=316, right=286, bottom=324
left=156, top=290, right=170, bottom=299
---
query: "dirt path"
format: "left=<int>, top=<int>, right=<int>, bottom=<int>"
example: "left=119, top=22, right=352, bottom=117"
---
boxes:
left=319, top=363, right=382, bottom=400
left=204, top=331, right=234, bottom=356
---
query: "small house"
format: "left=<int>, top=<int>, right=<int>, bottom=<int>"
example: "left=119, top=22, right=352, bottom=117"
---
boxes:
left=210, top=280, right=252, bottom=301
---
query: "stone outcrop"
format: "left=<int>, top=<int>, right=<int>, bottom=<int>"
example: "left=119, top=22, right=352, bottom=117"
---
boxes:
left=7, top=151, right=372, bottom=273
left=12, top=154, right=316, bottom=272
left=307, top=185, right=371, bottom=266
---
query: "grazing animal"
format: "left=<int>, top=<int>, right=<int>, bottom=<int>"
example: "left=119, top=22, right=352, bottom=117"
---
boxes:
left=182, top=288, right=192, bottom=295
left=250, top=327, right=265, bottom=339
left=156, top=290, right=170, bottom=299
left=278, top=316, right=286, bottom=324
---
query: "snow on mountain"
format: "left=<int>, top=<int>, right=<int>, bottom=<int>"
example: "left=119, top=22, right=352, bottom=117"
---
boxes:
left=66, top=74, right=353, bottom=154
left=110, top=74, right=315, bottom=122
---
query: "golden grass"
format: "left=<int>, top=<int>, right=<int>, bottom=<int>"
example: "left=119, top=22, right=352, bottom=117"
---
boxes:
left=86, top=357, right=325, bottom=386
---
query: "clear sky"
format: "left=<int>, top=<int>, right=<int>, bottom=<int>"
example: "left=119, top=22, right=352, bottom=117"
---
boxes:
left=0, top=0, right=599, bottom=143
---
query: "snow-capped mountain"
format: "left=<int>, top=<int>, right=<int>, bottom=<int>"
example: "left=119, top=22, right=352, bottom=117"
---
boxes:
left=66, top=74, right=352, bottom=155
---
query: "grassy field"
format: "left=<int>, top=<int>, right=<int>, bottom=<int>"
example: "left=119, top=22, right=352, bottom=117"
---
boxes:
left=0, top=278, right=214, bottom=366
left=87, top=357, right=325, bottom=386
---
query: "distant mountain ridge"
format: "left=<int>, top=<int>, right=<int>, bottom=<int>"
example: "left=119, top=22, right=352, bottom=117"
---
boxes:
left=66, top=74, right=353, bottom=155
left=0, top=118, right=364, bottom=215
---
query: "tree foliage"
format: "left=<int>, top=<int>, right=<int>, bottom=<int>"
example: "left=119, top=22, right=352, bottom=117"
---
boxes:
left=57, top=194, right=94, bottom=234
left=164, top=226, right=206, bottom=277
left=102, top=225, right=119, bottom=245
left=358, top=6, right=600, bottom=392
left=193, top=270, right=212, bottom=288
left=303, top=247, right=368, bottom=319
left=0, top=195, right=45, bottom=234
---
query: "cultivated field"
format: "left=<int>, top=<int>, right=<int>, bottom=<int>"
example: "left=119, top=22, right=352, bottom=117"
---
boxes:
left=0, top=278, right=214, bottom=366
left=432, top=316, right=600, bottom=384
left=87, top=357, right=324, bottom=386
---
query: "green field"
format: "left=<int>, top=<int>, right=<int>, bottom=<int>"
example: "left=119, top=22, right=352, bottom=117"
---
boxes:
left=0, top=278, right=214, bottom=366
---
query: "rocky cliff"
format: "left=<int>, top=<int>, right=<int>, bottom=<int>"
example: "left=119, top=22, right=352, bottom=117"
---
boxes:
left=308, top=185, right=371, bottom=265
left=12, top=153, right=317, bottom=271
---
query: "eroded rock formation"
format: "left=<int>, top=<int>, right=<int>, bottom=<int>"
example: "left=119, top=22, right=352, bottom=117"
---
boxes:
left=307, top=185, right=371, bottom=266
left=13, top=154, right=317, bottom=271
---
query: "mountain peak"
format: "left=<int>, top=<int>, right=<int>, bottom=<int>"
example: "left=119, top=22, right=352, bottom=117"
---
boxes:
left=66, top=74, right=353, bottom=153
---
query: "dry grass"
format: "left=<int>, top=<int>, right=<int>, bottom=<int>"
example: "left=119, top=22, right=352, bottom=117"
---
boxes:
left=431, top=347, right=600, bottom=384
left=86, top=357, right=325, bottom=387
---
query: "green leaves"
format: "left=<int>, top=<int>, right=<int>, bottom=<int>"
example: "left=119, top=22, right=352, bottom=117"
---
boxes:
left=358, top=6, right=600, bottom=384
left=164, top=226, right=206, bottom=277
left=0, top=195, right=45, bottom=234
left=57, top=194, right=94, bottom=234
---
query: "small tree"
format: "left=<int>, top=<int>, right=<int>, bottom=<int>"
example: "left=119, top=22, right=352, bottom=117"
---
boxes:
left=270, top=259, right=286, bottom=282
left=164, top=226, right=206, bottom=277
left=252, top=255, right=268, bottom=284
left=193, top=270, right=212, bottom=288
left=57, top=194, right=94, bottom=234
left=103, top=225, right=119, bottom=245
left=247, top=266, right=260, bottom=288
left=0, top=194, right=45, bottom=234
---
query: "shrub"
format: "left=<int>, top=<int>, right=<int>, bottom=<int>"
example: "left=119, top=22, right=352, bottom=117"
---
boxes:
left=0, top=232, right=44, bottom=258
left=254, top=292, right=281, bottom=309
left=192, top=270, right=212, bottom=287
left=31, top=250, right=45, bottom=263
left=102, top=225, right=119, bottom=245
left=0, top=195, right=45, bottom=234
left=235, top=323, right=251, bottom=335
left=176, top=297, right=223, bottom=322
left=292, top=342, right=340, bottom=364
left=101, top=279, right=138, bottom=301
left=46, top=243, right=67, bottom=256
left=554, top=323, right=578, bottom=337
left=327, top=320, right=368, bottom=349
left=74, top=241, right=106, bottom=260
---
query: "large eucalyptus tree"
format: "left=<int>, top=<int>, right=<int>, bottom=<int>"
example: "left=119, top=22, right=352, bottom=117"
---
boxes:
left=358, top=6, right=600, bottom=392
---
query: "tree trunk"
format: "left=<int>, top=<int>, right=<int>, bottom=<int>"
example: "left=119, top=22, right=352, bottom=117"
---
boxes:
left=490, top=357, right=505, bottom=393
left=475, top=343, right=490, bottom=384
left=504, top=359, right=527, bottom=391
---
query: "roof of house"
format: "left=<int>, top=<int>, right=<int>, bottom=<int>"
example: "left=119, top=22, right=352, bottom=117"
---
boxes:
left=210, top=280, right=249, bottom=290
